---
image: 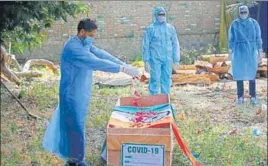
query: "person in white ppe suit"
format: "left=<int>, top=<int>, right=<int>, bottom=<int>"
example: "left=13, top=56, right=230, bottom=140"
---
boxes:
left=142, top=7, right=180, bottom=95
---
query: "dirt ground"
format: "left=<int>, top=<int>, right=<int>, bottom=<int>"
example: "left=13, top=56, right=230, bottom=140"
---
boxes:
left=172, top=79, right=267, bottom=130
left=1, top=70, right=267, bottom=166
left=89, top=72, right=268, bottom=165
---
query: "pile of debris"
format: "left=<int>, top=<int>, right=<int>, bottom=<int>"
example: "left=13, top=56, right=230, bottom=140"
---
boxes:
left=172, top=54, right=267, bottom=85
left=95, top=54, right=267, bottom=87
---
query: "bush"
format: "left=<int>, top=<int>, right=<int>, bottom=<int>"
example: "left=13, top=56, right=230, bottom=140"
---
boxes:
left=180, top=44, right=217, bottom=65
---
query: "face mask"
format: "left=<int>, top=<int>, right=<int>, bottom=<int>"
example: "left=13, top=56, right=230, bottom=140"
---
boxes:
left=240, top=13, right=248, bottom=20
left=86, top=36, right=94, bottom=41
left=157, top=16, right=166, bottom=23
left=82, top=36, right=95, bottom=45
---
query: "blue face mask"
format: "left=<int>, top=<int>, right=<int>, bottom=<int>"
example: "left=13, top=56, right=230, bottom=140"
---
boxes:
left=82, top=36, right=95, bottom=45
left=86, top=36, right=94, bottom=41
left=157, top=16, right=166, bottom=23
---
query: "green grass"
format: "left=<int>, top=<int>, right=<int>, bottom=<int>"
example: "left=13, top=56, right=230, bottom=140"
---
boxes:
left=92, top=86, right=131, bottom=96
left=1, top=76, right=267, bottom=166
left=19, top=80, right=58, bottom=110
left=89, top=86, right=130, bottom=128
left=173, top=117, right=267, bottom=165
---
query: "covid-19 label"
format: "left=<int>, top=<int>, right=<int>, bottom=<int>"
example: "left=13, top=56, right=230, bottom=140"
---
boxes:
left=121, top=143, right=165, bottom=166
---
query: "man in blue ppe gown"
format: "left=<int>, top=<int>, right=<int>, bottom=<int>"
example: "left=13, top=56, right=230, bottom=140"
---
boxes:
left=42, top=18, right=141, bottom=166
left=142, top=7, right=180, bottom=95
left=228, top=5, right=263, bottom=105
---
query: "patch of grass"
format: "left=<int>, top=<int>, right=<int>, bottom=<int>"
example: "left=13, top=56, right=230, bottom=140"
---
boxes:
left=92, top=86, right=130, bottom=96
left=1, top=71, right=266, bottom=166
left=20, top=81, right=58, bottom=110
left=173, top=116, right=267, bottom=165
left=9, top=121, right=18, bottom=134
left=88, top=98, right=114, bottom=128
left=1, top=151, right=20, bottom=166
left=1, top=117, right=63, bottom=166
left=88, top=86, right=130, bottom=128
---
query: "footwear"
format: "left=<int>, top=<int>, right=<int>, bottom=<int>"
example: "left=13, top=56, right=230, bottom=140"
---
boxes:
left=250, top=97, right=258, bottom=105
left=78, top=161, right=89, bottom=166
left=64, top=161, right=77, bottom=166
left=64, top=161, right=89, bottom=166
left=236, top=97, right=244, bottom=105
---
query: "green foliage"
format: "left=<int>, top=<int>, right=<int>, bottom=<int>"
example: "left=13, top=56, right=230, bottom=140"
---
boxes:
left=225, top=0, right=258, bottom=19
left=0, top=1, right=89, bottom=55
left=134, top=54, right=142, bottom=62
left=131, top=54, right=144, bottom=67
left=180, top=44, right=216, bottom=65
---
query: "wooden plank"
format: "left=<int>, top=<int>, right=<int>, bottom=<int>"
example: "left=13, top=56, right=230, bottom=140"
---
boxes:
left=174, top=70, right=197, bottom=75
left=258, top=65, right=267, bottom=71
left=194, top=60, right=213, bottom=69
left=209, top=56, right=228, bottom=64
left=173, top=75, right=212, bottom=85
left=172, top=74, right=219, bottom=85
left=200, top=54, right=228, bottom=64
left=207, top=66, right=230, bottom=74
left=179, top=65, right=196, bottom=70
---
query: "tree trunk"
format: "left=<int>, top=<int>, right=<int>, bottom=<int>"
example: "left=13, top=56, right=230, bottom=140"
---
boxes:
left=0, top=46, right=21, bottom=85
left=1, top=74, right=10, bottom=82
left=194, top=60, right=213, bottom=69
left=174, top=70, right=197, bottom=75
left=172, top=75, right=212, bottom=85
left=1, top=45, right=58, bottom=85
left=172, top=74, right=222, bottom=85
left=10, top=54, right=23, bottom=71
left=14, top=71, right=43, bottom=78
left=208, top=55, right=228, bottom=64
left=179, top=65, right=196, bottom=70
left=22, top=59, right=58, bottom=73
left=207, top=66, right=231, bottom=74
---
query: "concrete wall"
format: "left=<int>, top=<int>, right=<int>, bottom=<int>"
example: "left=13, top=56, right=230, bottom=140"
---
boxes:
left=22, top=1, right=221, bottom=62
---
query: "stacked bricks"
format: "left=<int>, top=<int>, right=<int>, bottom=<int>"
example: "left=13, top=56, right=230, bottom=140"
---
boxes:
left=21, top=1, right=221, bottom=62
